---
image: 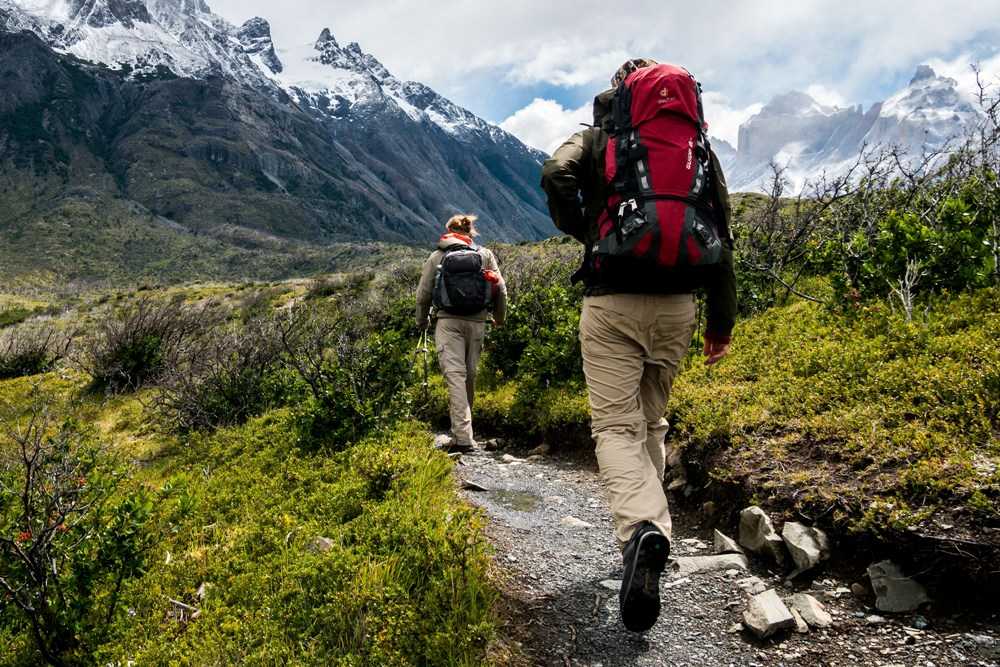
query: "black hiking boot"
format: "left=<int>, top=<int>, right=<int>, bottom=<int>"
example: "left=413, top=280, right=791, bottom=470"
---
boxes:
left=619, top=521, right=670, bottom=632
left=442, top=440, right=475, bottom=454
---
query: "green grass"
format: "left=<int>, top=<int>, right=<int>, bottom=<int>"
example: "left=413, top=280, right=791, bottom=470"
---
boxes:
left=669, top=289, right=1000, bottom=536
left=90, top=415, right=497, bottom=666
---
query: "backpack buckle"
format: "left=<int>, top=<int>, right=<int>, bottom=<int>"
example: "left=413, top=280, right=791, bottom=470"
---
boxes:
left=617, top=198, right=646, bottom=239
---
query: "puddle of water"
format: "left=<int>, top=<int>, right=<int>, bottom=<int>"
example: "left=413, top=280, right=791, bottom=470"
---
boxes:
left=488, top=489, right=543, bottom=513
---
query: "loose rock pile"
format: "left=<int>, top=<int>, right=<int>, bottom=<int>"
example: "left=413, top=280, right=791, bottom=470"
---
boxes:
left=682, top=504, right=932, bottom=640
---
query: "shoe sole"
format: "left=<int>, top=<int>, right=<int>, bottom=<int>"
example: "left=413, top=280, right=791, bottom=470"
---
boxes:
left=620, top=530, right=670, bottom=632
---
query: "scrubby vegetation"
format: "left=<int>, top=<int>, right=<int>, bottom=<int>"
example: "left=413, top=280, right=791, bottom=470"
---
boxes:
left=0, top=276, right=499, bottom=666
left=1, top=80, right=999, bottom=665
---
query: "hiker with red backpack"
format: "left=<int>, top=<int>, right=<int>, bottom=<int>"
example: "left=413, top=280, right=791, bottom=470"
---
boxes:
left=540, top=58, right=737, bottom=633
left=415, top=214, right=506, bottom=454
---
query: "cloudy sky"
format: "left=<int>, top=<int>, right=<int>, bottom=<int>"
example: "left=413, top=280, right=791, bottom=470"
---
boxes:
left=207, top=0, right=1000, bottom=154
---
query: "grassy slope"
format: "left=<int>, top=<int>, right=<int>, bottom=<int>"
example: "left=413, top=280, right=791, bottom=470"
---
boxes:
left=0, top=279, right=500, bottom=665
left=668, top=289, right=1000, bottom=592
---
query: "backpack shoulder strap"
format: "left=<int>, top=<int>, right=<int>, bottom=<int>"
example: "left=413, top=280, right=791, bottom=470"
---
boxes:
left=706, top=156, right=731, bottom=243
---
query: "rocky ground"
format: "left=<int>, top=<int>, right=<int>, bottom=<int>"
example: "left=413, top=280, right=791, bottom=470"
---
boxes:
left=445, top=438, right=1000, bottom=667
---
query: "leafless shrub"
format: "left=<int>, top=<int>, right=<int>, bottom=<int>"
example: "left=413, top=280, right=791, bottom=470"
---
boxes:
left=151, top=312, right=288, bottom=431
left=0, top=324, right=73, bottom=380
left=74, top=294, right=214, bottom=393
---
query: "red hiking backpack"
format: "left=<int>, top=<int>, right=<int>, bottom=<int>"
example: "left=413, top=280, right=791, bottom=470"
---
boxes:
left=587, top=63, right=727, bottom=292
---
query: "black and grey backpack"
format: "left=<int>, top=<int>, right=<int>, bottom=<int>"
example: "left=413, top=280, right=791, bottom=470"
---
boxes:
left=432, top=244, right=493, bottom=315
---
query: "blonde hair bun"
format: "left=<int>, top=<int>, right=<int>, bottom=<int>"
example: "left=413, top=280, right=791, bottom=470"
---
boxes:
left=446, top=214, right=478, bottom=237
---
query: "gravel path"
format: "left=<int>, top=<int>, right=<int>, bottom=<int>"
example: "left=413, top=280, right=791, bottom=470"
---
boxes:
left=448, top=441, right=1000, bottom=667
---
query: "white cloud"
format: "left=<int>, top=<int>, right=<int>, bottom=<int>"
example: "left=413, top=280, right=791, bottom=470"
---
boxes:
left=701, top=91, right=762, bottom=147
left=926, top=51, right=1000, bottom=99
left=499, top=99, right=592, bottom=155
left=206, top=0, right=1000, bottom=149
left=803, top=85, right=849, bottom=109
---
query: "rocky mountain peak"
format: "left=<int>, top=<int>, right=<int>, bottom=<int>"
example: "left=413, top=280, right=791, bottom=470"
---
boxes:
left=67, top=0, right=152, bottom=29
left=315, top=27, right=336, bottom=48
left=910, top=64, right=936, bottom=85
left=759, top=90, right=828, bottom=117
left=236, top=16, right=281, bottom=74
left=309, top=33, right=391, bottom=83
left=723, top=63, right=981, bottom=192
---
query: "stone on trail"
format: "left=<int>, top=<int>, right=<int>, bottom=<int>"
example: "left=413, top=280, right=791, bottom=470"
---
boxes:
left=600, top=579, right=622, bottom=591
left=781, top=521, right=832, bottom=572
left=738, top=505, right=787, bottom=564
left=527, top=443, right=550, bottom=456
left=742, top=589, right=796, bottom=639
left=736, top=575, right=768, bottom=595
left=867, top=560, right=930, bottom=612
left=789, top=607, right=810, bottom=633
left=560, top=515, right=594, bottom=528
left=714, top=529, right=744, bottom=555
left=790, top=593, right=833, bottom=628
left=674, top=553, right=749, bottom=578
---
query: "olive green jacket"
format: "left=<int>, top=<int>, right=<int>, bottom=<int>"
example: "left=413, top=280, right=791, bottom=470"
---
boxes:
left=539, top=88, right=738, bottom=341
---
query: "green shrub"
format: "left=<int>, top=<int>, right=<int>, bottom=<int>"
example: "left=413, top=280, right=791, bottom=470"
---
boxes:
left=0, top=397, right=188, bottom=666
left=279, top=293, right=422, bottom=451
left=0, top=307, right=31, bottom=329
left=483, top=242, right=583, bottom=387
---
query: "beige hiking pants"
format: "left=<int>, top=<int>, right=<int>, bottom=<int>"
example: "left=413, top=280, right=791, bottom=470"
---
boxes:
left=579, top=293, right=697, bottom=550
left=435, top=317, right=486, bottom=446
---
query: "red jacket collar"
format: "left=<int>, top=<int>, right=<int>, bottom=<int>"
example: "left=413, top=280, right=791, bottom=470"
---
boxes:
left=440, top=233, right=473, bottom=245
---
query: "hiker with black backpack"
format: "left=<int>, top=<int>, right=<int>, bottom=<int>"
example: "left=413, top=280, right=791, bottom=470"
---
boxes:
left=540, top=58, right=737, bottom=633
left=415, top=214, right=506, bottom=454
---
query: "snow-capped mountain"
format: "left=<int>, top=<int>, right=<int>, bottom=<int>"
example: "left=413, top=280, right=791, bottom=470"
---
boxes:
left=0, top=0, right=552, bottom=268
left=720, top=66, right=984, bottom=193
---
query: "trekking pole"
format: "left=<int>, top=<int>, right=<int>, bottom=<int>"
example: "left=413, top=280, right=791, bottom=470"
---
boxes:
left=406, top=329, right=430, bottom=393
left=419, top=328, right=429, bottom=402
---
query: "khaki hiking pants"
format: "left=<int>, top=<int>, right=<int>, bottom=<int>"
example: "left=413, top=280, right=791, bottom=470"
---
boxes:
left=435, top=317, right=486, bottom=446
left=579, top=293, right=697, bottom=550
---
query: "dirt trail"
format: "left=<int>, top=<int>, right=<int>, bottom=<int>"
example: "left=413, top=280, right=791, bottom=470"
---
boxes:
left=449, top=442, right=1000, bottom=667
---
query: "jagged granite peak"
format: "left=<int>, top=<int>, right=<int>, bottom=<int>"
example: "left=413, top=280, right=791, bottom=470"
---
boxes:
left=309, top=32, right=391, bottom=83
left=758, top=90, right=835, bottom=117
left=236, top=16, right=281, bottom=74
left=723, top=64, right=982, bottom=192
left=910, top=64, right=936, bottom=85
left=883, top=65, right=976, bottom=119
left=315, top=26, right=337, bottom=48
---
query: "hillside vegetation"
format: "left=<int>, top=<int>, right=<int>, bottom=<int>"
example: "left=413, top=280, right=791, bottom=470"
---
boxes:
left=2, top=84, right=999, bottom=667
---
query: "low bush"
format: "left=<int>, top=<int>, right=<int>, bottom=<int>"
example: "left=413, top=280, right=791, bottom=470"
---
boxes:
left=76, top=294, right=212, bottom=392
left=483, top=241, right=583, bottom=388
left=0, top=324, right=72, bottom=380
left=0, top=393, right=190, bottom=667
left=153, top=312, right=296, bottom=431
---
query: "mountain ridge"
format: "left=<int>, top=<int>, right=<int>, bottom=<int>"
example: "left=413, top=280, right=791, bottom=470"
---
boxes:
left=0, top=0, right=552, bottom=286
left=719, top=65, right=983, bottom=193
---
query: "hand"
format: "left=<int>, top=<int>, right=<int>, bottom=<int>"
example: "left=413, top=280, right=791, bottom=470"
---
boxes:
left=703, top=339, right=729, bottom=366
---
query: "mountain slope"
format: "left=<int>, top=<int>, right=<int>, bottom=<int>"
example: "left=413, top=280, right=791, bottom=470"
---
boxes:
left=720, top=66, right=984, bottom=193
left=0, top=1, right=551, bottom=286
